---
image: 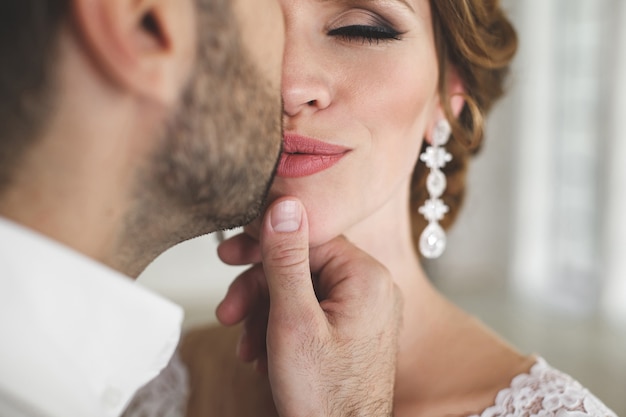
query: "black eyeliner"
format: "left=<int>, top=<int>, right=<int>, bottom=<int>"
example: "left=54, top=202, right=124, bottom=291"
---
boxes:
left=328, top=25, right=402, bottom=44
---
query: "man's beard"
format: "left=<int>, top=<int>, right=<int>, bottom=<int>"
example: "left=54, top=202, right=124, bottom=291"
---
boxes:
left=117, top=0, right=282, bottom=275
left=153, top=38, right=282, bottom=234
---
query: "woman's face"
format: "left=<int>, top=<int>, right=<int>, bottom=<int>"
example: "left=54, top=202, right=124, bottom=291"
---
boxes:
left=270, top=0, right=442, bottom=246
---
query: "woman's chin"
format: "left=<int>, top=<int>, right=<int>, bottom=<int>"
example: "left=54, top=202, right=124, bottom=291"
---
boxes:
left=306, top=226, right=344, bottom=249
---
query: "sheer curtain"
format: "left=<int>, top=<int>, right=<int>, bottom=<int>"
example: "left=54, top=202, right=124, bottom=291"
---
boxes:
left=508, top=0, right=626, bottom=321
left=602, top=1, right=626, bottom=324
left=433, top=0, right=626, bottom=324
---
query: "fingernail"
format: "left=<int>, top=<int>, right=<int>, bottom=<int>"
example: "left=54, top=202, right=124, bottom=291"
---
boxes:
left=270, top=200, right=302, bottom=233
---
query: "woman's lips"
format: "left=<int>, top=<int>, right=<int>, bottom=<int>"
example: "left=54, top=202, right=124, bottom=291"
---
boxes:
left=277, top=134, right=350, bottom=178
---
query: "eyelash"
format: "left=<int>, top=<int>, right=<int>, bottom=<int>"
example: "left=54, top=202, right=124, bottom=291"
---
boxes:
left=328, top=25, right=402, bottom=45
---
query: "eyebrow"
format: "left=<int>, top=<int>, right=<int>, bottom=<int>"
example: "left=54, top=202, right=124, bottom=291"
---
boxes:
left=317, top=0, right=415, bottom=13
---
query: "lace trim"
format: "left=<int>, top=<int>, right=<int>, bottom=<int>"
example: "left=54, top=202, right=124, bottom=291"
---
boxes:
left=121, top=352, right=188, bottom=417
left=470, top=358, right=617, bottom=417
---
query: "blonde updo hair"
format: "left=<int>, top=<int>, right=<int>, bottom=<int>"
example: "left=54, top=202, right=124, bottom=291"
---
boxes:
left=410, top=0, right=518, bottom=251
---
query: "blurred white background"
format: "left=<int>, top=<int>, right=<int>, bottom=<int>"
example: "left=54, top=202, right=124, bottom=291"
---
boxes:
left=138, top=0, right=626, bottom=413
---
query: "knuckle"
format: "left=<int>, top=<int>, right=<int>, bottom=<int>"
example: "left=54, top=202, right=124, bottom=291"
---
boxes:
left=265, top=237, right=308, bottom=267
left=358, top=261, right=394, bottom=296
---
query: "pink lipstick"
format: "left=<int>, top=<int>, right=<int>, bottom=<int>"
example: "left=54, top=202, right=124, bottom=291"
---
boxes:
left=277, top=134, right=350, bottom=178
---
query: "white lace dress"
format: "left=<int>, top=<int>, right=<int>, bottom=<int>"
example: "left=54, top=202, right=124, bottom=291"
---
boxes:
left=122, top=356, right=617, bottom=417
left=468, top=358, right=616, bottom=417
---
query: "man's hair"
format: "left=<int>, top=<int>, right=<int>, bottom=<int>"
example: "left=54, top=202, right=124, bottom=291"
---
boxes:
left=0, top=1, right=69, bottom=191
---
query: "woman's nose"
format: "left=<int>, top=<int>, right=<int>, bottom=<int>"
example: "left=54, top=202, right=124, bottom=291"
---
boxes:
left=281, top=39, right=333, bottom=117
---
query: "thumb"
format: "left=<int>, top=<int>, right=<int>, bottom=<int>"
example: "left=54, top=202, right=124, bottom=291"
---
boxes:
left=260, top=198, right=321, bottom=326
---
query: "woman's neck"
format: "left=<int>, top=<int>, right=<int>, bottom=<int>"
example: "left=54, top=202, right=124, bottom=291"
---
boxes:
left=343, top=181, right=444, bottom=396
left=343, top=182, right=532, bottom=417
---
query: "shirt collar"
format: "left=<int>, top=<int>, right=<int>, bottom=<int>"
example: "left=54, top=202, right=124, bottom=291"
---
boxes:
left=0, top=217, right=184, bottom=417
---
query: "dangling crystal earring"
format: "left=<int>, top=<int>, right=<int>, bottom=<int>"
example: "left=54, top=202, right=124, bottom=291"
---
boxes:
left=418, top=119, right=452, bottom=259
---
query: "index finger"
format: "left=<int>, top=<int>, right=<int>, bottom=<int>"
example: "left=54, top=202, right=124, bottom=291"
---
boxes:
left=217, top=233, right=262, bottom=266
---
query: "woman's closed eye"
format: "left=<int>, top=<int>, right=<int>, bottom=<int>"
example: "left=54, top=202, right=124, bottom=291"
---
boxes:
left=328, top=25, right=402, bottom=44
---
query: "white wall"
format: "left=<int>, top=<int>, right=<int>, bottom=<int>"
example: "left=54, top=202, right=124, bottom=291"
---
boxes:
left=138, top=232, right=244, bottom=327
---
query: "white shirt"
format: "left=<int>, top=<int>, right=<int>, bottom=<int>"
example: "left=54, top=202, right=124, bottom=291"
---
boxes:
left=0, top=217, right=184, bottom=417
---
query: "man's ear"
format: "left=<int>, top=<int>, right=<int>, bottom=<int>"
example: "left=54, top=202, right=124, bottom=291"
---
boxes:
left=71, top=0, right=196, bottom=105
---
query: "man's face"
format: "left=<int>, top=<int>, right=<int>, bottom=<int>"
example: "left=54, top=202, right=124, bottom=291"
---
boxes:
left=141, top=0, right=285, bottom=241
